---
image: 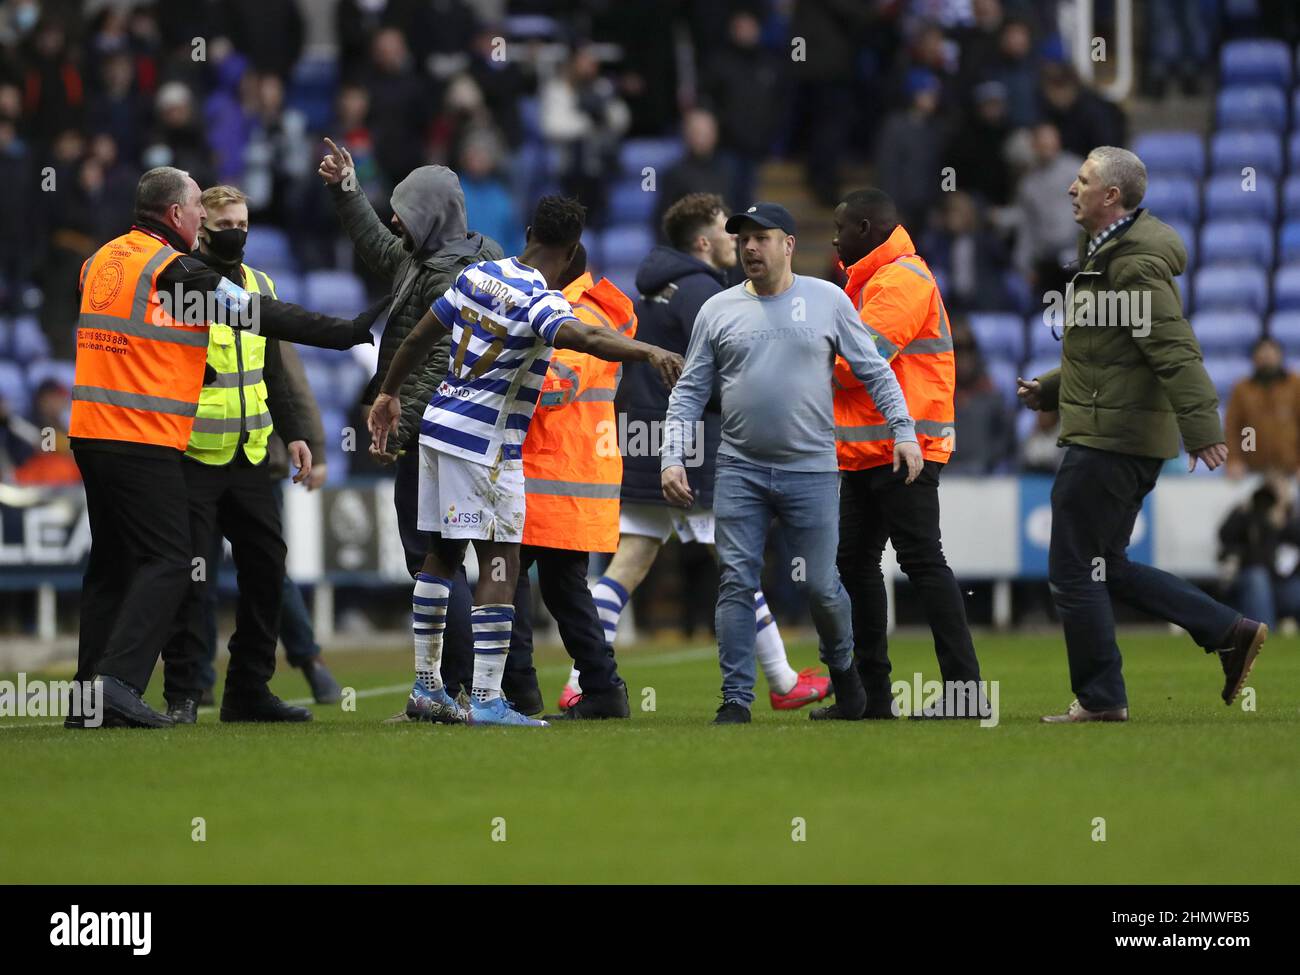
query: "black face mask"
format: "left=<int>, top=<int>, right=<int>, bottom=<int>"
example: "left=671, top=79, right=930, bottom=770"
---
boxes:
left=202, top=226, right=247, bottom=265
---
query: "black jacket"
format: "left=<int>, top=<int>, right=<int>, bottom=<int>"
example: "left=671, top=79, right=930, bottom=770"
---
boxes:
left=619, top=245, right=724, bottom=507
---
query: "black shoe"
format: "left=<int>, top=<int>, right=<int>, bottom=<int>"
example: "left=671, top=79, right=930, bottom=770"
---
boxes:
left=544, top=683, right=630, bottom=721
left=908, top=682, right=991, bottom=720
left=96, top=675, right=174, bottom=729
left=166, top=698, right=200, bottom=725
left=199, top=687, right=216, bottom=707
left=502, top=675, right=543, bottom=716
left=713, top=701, right=751, bottom=725
left=63, top=716, right=85, bottom=730
left=1220, top=617, right=1266, bottom=706
left=220, top=688, right=313, bottom=723
left=298, top=657, right=342, bottom=704
left=827, top=665, right=867, bottom=719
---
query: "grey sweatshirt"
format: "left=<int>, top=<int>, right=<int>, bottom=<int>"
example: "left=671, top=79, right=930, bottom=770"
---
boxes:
left=662, top=275, right=916, bottom=473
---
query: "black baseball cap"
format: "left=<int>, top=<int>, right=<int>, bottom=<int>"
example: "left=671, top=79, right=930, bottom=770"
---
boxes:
left=725, top=202, right=797, bottom=236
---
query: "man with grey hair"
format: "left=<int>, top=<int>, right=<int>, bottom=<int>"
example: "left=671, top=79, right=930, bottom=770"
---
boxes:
left=69, top=166, right=380, bottom=729
left=1017, top=146, right=1264, bottom=723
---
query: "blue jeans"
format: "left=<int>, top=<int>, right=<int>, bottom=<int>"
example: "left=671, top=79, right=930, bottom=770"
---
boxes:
left=712, top=454, right=853, bottom=707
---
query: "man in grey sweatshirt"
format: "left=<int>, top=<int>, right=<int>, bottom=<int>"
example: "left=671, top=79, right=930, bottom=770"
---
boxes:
left=661, top=203, right=922, bottom=723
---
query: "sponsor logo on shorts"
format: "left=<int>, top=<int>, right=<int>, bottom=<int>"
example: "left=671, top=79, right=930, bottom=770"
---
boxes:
left=443, top=504, right=484, bottom=527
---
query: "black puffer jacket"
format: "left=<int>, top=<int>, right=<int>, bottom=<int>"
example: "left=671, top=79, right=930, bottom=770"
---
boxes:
left=619, top=245, right=724, bottom=506
left=331, top=166, right=503, bottom=451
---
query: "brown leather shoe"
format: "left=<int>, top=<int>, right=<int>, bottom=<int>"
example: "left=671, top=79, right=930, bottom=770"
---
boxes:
left=1040, top=699, right=1129, bottom=723
left=1220, top=618, right=1266, bottom=706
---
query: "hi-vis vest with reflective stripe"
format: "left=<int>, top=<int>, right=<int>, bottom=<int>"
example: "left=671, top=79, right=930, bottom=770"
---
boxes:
left=523, top=272, right=636, bottom=553
left=187, top=265, right=276, bottom=465
left=834, top=225, right=956, bottom=470
left=70, top=229, right=210, bottom=450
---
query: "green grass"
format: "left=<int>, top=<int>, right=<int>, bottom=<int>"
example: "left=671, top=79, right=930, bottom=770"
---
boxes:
left=1, top=631, right=1296, bottom=883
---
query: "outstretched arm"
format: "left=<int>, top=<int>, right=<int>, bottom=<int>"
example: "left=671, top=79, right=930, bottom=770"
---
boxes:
left=553, top=320, right=683, bottom=390
left=368, top=308, right=451, bottom=455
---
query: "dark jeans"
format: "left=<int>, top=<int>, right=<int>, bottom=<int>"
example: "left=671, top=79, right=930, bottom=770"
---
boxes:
left=73, top=447, right=193, bottom=692
left=838, top=460, right=981, bottom=697
left=1048, top=445, right=1239, bottom=710
left=394, top=446, right=474, bottom=695
left=162, top=457, right=285, bottom=702
left=506, top=546, right=622, bottom=695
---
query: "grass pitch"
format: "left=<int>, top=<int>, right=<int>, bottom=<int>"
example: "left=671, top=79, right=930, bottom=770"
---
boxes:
left=1, top=631, right=1296, bottom=884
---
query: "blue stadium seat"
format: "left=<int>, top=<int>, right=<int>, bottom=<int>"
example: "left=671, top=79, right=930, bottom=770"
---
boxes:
left=0, top=361, right=27, bottom=412
left=334, top=359, right=370, bottom=409
left=607, top=179, right=656, bottom=224
left=1273, top=265, right=1300, bottom=308
left=600, top=225, right=654, bottom=268
left=266, top=271, right=302, bottom=305
left=1166, top=218, right=1197, bottom=270
left=301, top=360, right=342, bottom=409
left=1133, top=131, right=1205, bottom=179
left=618, top=138, right=683, bottom=179
left=1283, top=175, right=1300, bottom=220
left=1144, top=175, right=1201, bottom=223
left=603, top=265, right=639, bottom=299
left=1023, top=356, right=1060, bottom=387
left=1210, top=129, right=1284, bottom=178
left=287, top=56, right=339, bottom=132
left=303, top=270, right=367, bottom=318
left=1203, top=173, right=1278, bottom=221
left=1198, top=218, right=1275, bottom=267
left=1217, top=85, right=1288, bottom=130
left=319, top=406, right=350, bottom=477
left=580, top=229, right=603, bottom=267
left=1221, top=39, right=1292, bottom=87
left=25, top=358, right=75, bottom=392
left=1289, top=130, right=1300, bottom=171
left=967, top=312, right=1024, bottom=362
left=1269, top=309, right=1300, bottom=343
left=1191, top=311, right=1263, bottom=355
left=1280, top=221, right=1300, bottom=263
left=1203, top=355, right=1254, bottom=402
left=10, top=315, right=49, bottom=364
left=984, top=357, right=1019, bottom=405
left=1026, top=312, right=1063, bottom=357
left=244, top=228, right=295, bottom=273
left=1193, top=265, right=1269, bottom=312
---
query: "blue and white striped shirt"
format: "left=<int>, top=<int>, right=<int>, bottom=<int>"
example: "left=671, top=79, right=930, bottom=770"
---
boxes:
left=420, top=258, right=578, bottom=464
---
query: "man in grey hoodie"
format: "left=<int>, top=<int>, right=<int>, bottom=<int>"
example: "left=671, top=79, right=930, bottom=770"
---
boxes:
left=319, top=139, right=502, bottom=700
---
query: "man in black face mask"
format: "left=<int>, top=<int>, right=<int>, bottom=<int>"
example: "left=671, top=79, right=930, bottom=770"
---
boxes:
left=159, top=184, right=351, bottom=723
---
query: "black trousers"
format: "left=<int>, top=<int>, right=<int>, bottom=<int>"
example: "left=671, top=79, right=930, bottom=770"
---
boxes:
left=507, top=545, right=622, bottom=695
left=73, top=448, right=193, bottom=691
left=837, top=460, right=981, bottom=695
left=1048, top=445, right=1239, bottom=710
left=161, top=457, right=286, bottom=702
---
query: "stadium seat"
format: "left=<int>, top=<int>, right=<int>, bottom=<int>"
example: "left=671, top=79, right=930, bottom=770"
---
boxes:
left=1191, top=311, right=1263, bottom=355
left=967, top=312, right=1025, bottom=362
left=1283, top=175, right=1300, bottom=220
left=1143, top=175, right=1201, bottom=223
left=319, top=406, right=350, bottom=477
left=984, top=357, right=1019, bottom=405
left=1221, top=39, right=1292, bottom=87
left=1026, top=312, right=1063, bottom=357
left=244, top=227, right=295, bottom=273
left=1273, top=265, right=1300, bottom=308
left=1198, top=218, right=1274, bottom=267
left=1203, top=173, right=1278, bottom=221
left=10, top=315, right=50, bottom=364
left=607, top=179, right=656, bottom=224
left=1269, top=309, right=1300, bottom=343
left=580, top=229, right=603, bottom=267
left=1203, top=355, right=1254, bottom=402
left=287, top=56, right=339, bottom=132
left=1165, top=218, right=1197, bottom=271
left=617, top=138, right=683, bottom=179
left=1133, top=131, right=1205, bottom=179
left=1216, top=85, right=1288, bottom=130
left=1193, top=265, right=1269, bottom=312
left=603, top=264, right=639, bottom=300
left=1210, top=129, right=1283, bottom=178
left=1289, top=130, right=1300, bottom=171
left=1023, top=356, right=1060, bottom=387
left=25, top=358, right=75, bottom=392
left=266, top=271, right=302, bottom=305
left=600, top=225, right=654, bottom=268
left=334, top=359, right=370, bottom=409
left=0, top=361, right=27, bottom=412
left=302, top=359, right=343, bottom=409
left=1280, top=221, right=1300, bottom=263
left=303, top=270, right=367, bottom=318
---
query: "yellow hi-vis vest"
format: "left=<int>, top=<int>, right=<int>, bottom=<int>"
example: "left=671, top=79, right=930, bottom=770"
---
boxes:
left=185, top=264, right=276, bottom=465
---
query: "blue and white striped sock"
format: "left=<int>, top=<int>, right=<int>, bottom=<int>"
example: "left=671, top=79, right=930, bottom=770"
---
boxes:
left=470, top=603, right=515, bottom=703
left=572, top=576, right=630, bottom=691
left=413, top=573, right=451, bottom=691
left=754, top=589, right=797, bottom=694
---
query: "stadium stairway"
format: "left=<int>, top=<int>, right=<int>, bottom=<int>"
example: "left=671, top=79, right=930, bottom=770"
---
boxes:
left=752, top=160, right=873, bottom=276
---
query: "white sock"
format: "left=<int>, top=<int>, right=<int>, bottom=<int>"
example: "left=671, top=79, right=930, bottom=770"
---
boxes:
left=412, top=573, right=450, bottom=691
left=565, top=664, right=582, bottom=692
left=754, top=589, right=798, bottom=694
left=470, top=603, right=513, bottom=703
left=577, top=575, right=629, bottom=693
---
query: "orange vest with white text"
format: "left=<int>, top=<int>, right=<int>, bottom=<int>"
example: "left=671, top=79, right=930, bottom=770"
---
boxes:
left=834, top=225, right=955, bottom=470
left=523, top=273, right=637, bottom=552
left=70, top=229, right=210, bottom=450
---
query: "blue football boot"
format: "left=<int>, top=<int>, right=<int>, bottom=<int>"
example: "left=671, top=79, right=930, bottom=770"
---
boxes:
left=468, top=695, right=549, bottom=727
left=405, top=680, right=467, bottom=724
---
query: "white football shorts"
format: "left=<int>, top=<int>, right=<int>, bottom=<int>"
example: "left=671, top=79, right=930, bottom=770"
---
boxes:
left=619, top=501, right=715, bottom=545
left=417, top=443, right=525, bottom=543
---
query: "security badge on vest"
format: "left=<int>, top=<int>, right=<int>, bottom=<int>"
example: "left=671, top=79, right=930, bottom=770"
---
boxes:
left=186, top=265, right=277, bottom=466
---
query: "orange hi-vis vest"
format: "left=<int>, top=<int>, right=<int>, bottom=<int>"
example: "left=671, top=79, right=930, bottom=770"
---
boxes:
left=834, top=225, right=956, bottom=471
left=70, top=228, right=210, bottom=450
left=523, top=272, right=637, bottom=553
